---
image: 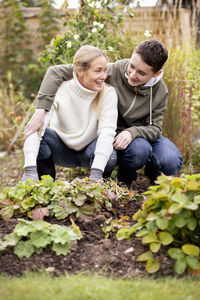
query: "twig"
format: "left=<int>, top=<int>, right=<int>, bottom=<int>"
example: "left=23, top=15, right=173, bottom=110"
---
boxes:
left=7, top=97, right=37, bottom=153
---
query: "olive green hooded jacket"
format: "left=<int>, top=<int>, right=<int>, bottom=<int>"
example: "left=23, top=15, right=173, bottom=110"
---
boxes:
left=37, top=59, right=168, bottom=141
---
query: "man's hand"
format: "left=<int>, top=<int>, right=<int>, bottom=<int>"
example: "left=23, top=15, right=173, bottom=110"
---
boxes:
left=23, top=109, right=45, bottom=141
left=113, top=131, right=132, bottom=150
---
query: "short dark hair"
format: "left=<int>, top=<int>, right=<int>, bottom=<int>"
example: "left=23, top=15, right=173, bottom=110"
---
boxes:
left=135, top=39, right=168, bottom=73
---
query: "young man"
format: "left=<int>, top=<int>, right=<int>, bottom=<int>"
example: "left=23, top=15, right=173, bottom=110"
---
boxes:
left=24, top=39, right=183, bottom=187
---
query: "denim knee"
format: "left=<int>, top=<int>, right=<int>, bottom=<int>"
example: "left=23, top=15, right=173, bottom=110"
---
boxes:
left=118, top=138, right=152, bottom=169
left=159, top=153, right=183, bottom=175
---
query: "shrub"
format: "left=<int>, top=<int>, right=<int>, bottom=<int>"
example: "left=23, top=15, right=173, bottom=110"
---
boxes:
left=116, top=174, right=200, bottom=274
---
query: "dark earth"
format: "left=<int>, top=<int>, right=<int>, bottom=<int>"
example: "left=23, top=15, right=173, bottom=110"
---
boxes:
left=0, top=149, right=177, bottom=278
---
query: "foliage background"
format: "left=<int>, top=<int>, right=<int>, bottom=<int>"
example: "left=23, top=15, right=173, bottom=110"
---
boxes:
left=0, top=0, right=199, bottom=170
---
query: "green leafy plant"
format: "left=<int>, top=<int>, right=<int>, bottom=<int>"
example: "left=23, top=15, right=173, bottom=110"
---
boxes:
left=0, top=218, right=82, bottom=258
left=0, top=175, right=137, bottom=221
left=116, top=174, right=200, bottom=274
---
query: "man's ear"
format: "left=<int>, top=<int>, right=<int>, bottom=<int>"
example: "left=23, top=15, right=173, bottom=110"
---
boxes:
left=152, top=70, right=162, bottom=78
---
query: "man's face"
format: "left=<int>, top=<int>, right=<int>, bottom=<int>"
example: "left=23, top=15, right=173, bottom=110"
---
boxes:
left=127, top=52, right=159, bottom=86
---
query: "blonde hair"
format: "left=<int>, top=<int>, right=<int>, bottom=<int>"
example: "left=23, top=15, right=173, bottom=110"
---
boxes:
left=73, top=45, right=108, bottom=118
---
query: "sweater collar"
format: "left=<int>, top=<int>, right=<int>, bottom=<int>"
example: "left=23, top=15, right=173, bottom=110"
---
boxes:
left=68, top=72, right=99, bottom=100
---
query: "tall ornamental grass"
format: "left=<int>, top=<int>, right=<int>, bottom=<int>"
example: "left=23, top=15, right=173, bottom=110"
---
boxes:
left=163, top=45, right=200, bottom=166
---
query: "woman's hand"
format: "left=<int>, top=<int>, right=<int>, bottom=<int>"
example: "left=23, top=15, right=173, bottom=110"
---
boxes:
left=23, top=109, right=45, bottom=140
left=113, top=131, right=132, bottom=150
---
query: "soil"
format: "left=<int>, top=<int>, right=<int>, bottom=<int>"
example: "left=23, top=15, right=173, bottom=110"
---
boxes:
left=0, top=149, right=176, bottom=278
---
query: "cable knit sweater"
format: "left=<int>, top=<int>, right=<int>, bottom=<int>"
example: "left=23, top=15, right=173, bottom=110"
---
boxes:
left=24, top=75, right=118, bottom=172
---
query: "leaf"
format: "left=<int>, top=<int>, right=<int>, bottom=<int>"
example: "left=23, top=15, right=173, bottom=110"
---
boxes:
left=0, top=206, right=15, bottom=220
left=14, top=240, right=35, bottom=258
left=150, top=242, right=161, bottom=253
left=142, top=232, right=158, bottom=244
left=0, top=198, right=14, bottom=208
left=174, top=257, right=187, bottom=275
left=182, top=244, right=200, bottom=257
left=73, top=194, right=86, bottom=206
left=146, top=259, right=160, bottom=274
left=137, top=251, right=153, bottom=262
left=187, top=217, right=197, bottom=231
left=186, top=256, right=200, bottom=270
left=116, top=227, right=132, bottom=240
left=52, top=242, right=71, bottom=255
left=156, top=218, right=169, bottom=230
left=32, top=207, right=49, bottom=221
left=158, top=232, right=173, bottom=245
left=21, top=197, right=36, bottom=211
left=168, top=248, right=185, bottom=260
left=30, top=231, right=51, bottom=248
left=174, top=216, right=187, bottom=228
left=194, top=195, right=200, bottom=204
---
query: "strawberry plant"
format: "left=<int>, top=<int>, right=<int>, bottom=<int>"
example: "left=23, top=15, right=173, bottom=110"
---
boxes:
left=0, top=218, right=82, bottom=258
left=116, top=174, right=200, bottom=274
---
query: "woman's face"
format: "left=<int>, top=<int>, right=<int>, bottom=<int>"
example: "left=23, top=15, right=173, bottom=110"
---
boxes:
left=77, top=55, right=108, bottom=91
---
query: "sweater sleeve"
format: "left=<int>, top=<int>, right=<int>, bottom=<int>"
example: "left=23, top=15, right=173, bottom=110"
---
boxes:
left=36, top=64, right=73, bottom=111
left=91, top=86, right=118, bottom=171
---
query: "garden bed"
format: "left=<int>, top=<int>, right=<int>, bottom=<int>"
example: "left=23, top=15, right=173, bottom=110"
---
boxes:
left=0, top=150, right=181, bottom=278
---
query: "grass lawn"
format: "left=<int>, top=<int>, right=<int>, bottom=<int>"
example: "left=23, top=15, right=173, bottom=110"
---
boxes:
left=0, top=272, right=200, bottom=300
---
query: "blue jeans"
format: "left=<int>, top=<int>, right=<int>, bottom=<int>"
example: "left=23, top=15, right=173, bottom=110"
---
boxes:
left=37, top=128, right=117, bottom=178
left=117, top=136, right=183, bottom=185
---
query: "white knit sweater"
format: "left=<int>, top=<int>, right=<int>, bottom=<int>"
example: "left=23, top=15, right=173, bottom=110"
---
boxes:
left=24, top=75, right=118, bottom=172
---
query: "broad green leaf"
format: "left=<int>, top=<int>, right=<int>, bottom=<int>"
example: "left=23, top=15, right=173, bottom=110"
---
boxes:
left=174, top=216, right=187, bottom=228
left=171, top=193, right=188, bottom=204
left=156, top=218, right=169, bottom=230
left=52, top=242, right=71, bottom=255
left=30, top=231, right=51, bottom=248
left=142, top=232, right=158, bottom=244
left=182, top=244, right=200, bottom=257
left=184, top=202, right=198, bottom=210
left=194, top=195, right=200, bottom=204
left=136, top=229, right=150, bottom=238
left=158, top=231, right=173, bottom=245
left=21, top=197, right=36, bottom=210
left=168, top=248, right=184, bottom=260
left=73, top=194, right=86, bottom=206
left=137, top=251, right=153, bottom=262
left=174, top=257, right=187, bottom=275
left=146, top=259, right=160, bottom=274
left=187, top=217, right=197, bottom=231
left=3, top=232, right=20, bottom=247
left=186, top=256, right=200, bottom=270
left=133, top=209, right=144, bottom=221
left=0, top=206, right=15, bottom=220
left=14, top=240, right=35, bottom=258
left=116, top=227, right=132, bottom=240
left=168, top=203, right=182, bottom=214
left=14, top=222, right=34, bottom=237
left=150, top=242, right=161, bottom=253
left=185, top=180, right=200, bottom=191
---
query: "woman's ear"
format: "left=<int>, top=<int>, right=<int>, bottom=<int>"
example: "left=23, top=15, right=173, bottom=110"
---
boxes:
left=76, top=68, right=84, bottom=81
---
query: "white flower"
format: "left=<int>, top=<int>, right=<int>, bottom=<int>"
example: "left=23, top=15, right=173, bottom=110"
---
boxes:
left=93, top=21, right=99, bottom=26
left=92, top=28, right=97, bottom=33
left=96, top=1, right=101, bottom=8
left=129, top=3, right=135, bottom=8
left=66, top=41, right=72, bottom=48
left=88, top=1, right=95, bottom=8
left=144, top=30, right=152, bottom=38
left=103, top=0, right=107, bottom=4
left=99, top=24, right=104, bottom=29
left=74, top=34, right=79, bottom=40
left=123, top=7, right=127, bottom=13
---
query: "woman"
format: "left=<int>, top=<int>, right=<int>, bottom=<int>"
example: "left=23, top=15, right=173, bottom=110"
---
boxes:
left=22, top=45, right=118, bottom=182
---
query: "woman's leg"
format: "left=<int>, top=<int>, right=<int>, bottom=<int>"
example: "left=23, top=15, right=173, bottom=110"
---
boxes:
left=81, top=139, right=117, bottom=177
left=117, top=138, right=152, bottom=185
left=37, top=128, right=82, bottom=180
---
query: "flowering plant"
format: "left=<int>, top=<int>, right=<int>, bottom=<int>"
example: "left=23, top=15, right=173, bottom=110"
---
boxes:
left=39, top=0, right=135, bottom=66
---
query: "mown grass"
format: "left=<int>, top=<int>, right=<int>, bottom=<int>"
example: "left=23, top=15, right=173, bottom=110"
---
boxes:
left=0, top=272, right=200, bottom=300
